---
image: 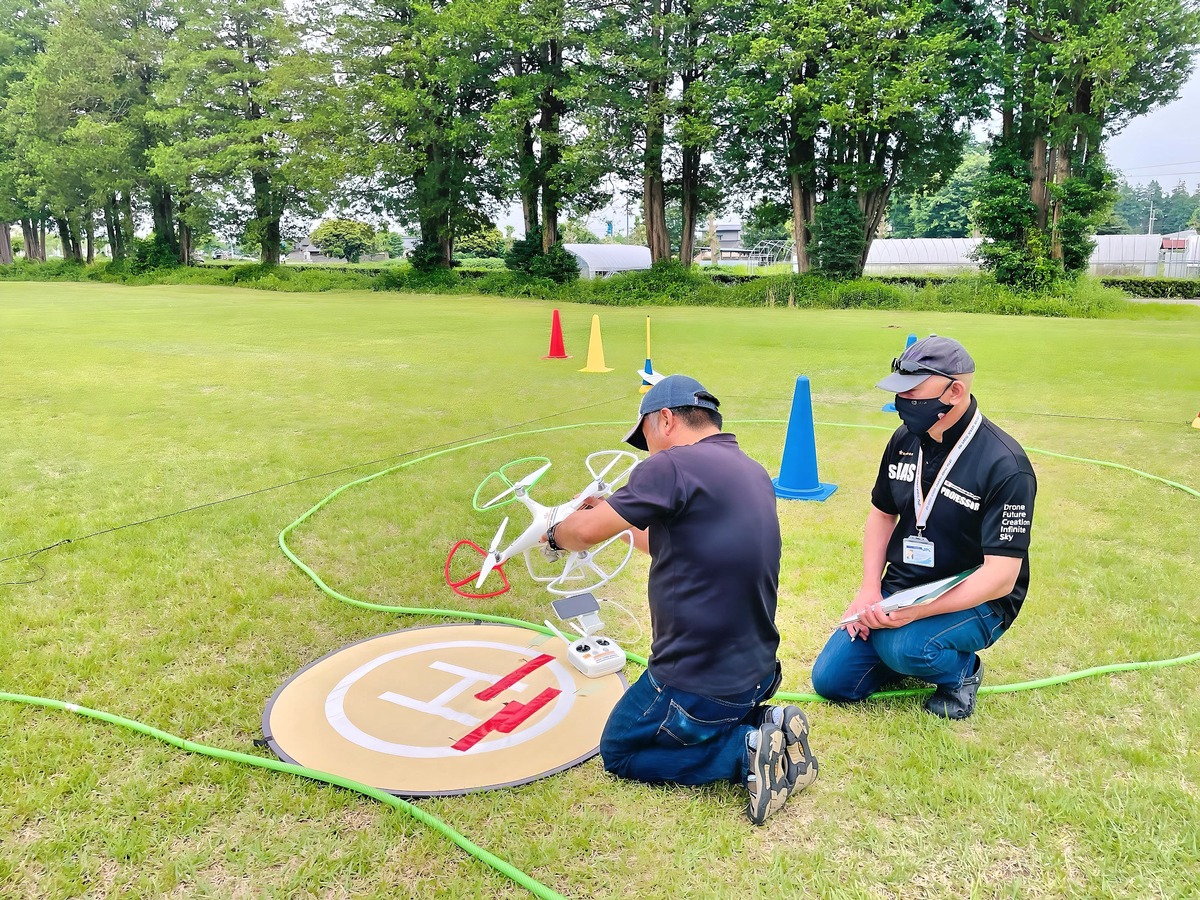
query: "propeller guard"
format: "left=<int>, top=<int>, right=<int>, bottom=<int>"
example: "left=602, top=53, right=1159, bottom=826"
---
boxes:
left=444, top=540, right=511, bottom=599
left=523, top=530, right=636, bottom=596
left=472, top=457, right=552, bottom=511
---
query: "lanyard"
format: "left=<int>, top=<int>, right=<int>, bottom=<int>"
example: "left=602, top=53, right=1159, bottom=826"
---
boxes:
left=913, top=410, right=983, bottom=534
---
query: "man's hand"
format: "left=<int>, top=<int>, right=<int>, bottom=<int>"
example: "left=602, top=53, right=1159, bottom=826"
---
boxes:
left=856, top=601, right=919, bottom=632
left=840, top=585, right=884, bottom=640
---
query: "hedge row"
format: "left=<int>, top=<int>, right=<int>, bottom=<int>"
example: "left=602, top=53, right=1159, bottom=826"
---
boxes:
left=0, top=256, right=1162, bottom=317
left=1096, top=277, right=1200, bottom=298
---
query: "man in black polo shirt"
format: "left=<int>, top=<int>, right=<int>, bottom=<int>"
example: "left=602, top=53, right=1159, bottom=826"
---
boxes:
left=811, top=336, right=1036, bottom=719
left=546, top=374, right=818, bottom=825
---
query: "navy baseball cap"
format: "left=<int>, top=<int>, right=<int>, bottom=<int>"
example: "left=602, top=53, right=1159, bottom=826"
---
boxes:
left=875, top=335, right=975, bottom=392
left=623, top=374, right=721, bottom=450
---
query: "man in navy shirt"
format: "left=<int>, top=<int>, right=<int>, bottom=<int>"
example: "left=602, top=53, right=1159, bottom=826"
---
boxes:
left=811, top=336, right=1036, bottom=719
left=547, top=375, right=818, bottom=825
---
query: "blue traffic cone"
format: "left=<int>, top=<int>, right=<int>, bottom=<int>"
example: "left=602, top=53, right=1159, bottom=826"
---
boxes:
left=882, top=333, right=918, bottom=413
left=773, top=375, right=837, bottom=501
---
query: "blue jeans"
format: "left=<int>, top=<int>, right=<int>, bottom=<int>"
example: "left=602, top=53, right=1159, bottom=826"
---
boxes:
left=599, top=664, right=781, bottom=785
left=811, top=603, right=1007, bottom=701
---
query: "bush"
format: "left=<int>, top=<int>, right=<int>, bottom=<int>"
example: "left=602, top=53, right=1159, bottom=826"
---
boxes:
left=503, top=227, right=579, bottom=283
left=408, top=241, right=451, bottom=273
left=375, top=265, right=462, bottom=293
left=810, top=195, right=867, bottom=279
left=527, top=243, right=579, bottom=283
left=585, top=261, right=727, bottom=305
left=119, top=235, right=181, bottom=274
left=1099, top=277, right=1200, bottom=299
left=504, top=227, right=544, bottom=274
left=0, top=255, right=1141, bottom=317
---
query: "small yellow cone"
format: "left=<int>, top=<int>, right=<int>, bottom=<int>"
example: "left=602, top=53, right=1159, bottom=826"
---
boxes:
left=1192, top=411, right=1200, bottom=429
left=579, top=315, right=613, bottom=373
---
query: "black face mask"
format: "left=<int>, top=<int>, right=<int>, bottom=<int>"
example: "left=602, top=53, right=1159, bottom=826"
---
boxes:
left=895, top=383, right=954, bottom=435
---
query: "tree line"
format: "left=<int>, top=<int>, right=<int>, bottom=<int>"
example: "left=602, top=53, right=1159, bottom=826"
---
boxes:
left=1, top=0, right=1198, bottom=285
left=887, top=150, right=1200, bottom=240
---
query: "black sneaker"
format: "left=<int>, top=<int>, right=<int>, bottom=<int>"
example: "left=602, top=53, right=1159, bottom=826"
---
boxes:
left=924, top=656, right=983, bottom=720
left=745, top=722, right=790, bottom=826
left=776, top=706, right=818, bottom=792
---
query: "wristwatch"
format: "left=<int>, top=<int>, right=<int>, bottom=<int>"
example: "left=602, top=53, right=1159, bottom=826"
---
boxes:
left=546, top=521, right=563, bottom=552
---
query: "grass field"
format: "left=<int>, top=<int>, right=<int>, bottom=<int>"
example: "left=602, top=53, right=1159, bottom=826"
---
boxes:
left=1, top=281, right=1198, bottom=899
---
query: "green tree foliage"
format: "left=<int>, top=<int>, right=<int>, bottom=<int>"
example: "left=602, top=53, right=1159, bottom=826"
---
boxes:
left=810, top=194, right=867, bottom=279
left=740, top=202, right=791, bottom=247
left=311, top=218, right=376, bottom=262
left=0, top=0, right=54, bottom=262
left=150, top=0, right=335, bottom=264
left=486, top=0, right=609, bottom=250
left=980, top=0, right=1200, bottom=281
left=503, top=224, right=578, bottom=280
left=455, top=224, right=506, bottom=257
left=559, top=218, right=600, bottom=243
left=330, top=0, right=504, bottom=267
left=888, top=149, right=989, bottom=238
left=720, top=0, right=992, bottom=275
left=972, top=143, right=1059, bottom=290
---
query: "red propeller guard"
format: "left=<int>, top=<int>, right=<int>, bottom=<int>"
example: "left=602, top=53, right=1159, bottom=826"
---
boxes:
left=444, top=539, right=511, bottom=599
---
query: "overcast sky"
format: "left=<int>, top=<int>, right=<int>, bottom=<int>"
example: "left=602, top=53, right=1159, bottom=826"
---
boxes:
left=1105, top=71, right=1200, bottom=190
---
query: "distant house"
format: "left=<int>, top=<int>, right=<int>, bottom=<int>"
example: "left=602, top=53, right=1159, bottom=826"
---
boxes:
left=284, top=240, right=393, bottom=264
left=562, top=244, right=653, bottom=278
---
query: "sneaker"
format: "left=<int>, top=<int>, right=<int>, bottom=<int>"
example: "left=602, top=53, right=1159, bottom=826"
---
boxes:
left=745, top=722, right=790, bottom=826
left=776, top=706, right=819, bottom=792
left=924, top=656, right=983, bottom=720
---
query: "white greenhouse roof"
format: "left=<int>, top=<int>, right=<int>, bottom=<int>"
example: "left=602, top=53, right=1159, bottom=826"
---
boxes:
left=865, top=238, right=981, bottom=266
left=563, top=244, right=652, bottom=271
left=1090, top=235, right=1165, bottom=264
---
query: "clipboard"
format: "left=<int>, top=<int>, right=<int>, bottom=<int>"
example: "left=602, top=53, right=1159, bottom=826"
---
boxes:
left=838, top=566, right=980, bottom=626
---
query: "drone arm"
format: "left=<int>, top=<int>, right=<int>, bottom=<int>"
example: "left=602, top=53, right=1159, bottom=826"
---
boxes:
left=546, top=501, right=636, bottom=553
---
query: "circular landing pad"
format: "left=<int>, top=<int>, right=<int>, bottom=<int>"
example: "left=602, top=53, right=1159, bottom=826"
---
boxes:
left=264, top=622, right=627, bottom=796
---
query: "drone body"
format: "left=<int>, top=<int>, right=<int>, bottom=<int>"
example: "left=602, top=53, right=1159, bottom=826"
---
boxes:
left=465, top=451, right=641, bottom=597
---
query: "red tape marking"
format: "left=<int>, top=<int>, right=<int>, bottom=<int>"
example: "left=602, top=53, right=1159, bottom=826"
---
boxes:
left=475, top=653, right=556, bottom=702
left=451, top=687, right=562, bottom=752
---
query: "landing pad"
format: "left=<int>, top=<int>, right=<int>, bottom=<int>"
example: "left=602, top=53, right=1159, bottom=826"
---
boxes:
left=263, top=622, right=628, bottom=796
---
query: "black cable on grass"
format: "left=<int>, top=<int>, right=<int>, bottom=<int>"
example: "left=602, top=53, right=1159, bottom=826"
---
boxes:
left=0, top=393, right=634, bottom=570
left=0, top=541, right=70, bottom=586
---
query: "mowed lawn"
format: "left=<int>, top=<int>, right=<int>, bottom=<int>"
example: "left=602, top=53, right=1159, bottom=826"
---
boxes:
left=1, top=281, right=1198, bottom=899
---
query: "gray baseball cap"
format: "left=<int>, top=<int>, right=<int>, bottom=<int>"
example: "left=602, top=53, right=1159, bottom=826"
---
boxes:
left=623, top=374, right=721, bottom=450
left=875, top=335, right=975, bottom=392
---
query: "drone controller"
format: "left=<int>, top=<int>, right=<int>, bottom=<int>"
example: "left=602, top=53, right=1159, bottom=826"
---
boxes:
left=544, top=592, right=625, bottom=678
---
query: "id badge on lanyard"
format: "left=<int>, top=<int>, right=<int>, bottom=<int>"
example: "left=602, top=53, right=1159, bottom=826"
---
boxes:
left=903, top=534, right=935, bottom=567
left=907, top=410, right=983, bottom=569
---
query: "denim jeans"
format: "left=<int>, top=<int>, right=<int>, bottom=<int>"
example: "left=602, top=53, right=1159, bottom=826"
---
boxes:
left=811, top=602, right=1007, bottom=702
left=599, top=663, right=781, bottom=786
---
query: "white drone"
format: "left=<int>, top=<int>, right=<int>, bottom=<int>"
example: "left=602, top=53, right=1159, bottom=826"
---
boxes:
left=472, top=451, right=640, bottom=596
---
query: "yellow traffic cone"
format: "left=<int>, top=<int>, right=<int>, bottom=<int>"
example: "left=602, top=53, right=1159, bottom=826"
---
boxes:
left=1192, top=410, right=1200, bottom=429
left=579, top=315, right=613, bottom=373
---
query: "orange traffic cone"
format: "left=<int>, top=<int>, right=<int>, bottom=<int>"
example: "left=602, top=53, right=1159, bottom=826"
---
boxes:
left=542, top=308, right=571, bottom=359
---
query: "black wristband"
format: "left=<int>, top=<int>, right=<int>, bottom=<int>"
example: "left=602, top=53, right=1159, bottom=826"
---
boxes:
left=546, top=521, right=563, bottom=552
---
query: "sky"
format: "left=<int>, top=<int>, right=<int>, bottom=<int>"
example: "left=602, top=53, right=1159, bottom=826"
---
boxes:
left=1105, top=71, right=1200, bottom=191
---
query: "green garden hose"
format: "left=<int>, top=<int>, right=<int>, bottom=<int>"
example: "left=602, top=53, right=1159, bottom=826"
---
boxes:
left=5, top=418, right=1194, bottom=900
left=0, top=691, right=568, bottom=900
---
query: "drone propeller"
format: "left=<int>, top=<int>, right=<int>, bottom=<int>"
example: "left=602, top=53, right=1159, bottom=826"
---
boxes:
left=576, top=450, right=639, bottom=502
left=474, top=516, right=509, bottom=588
left=479, top=461, right=553, bottom=510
